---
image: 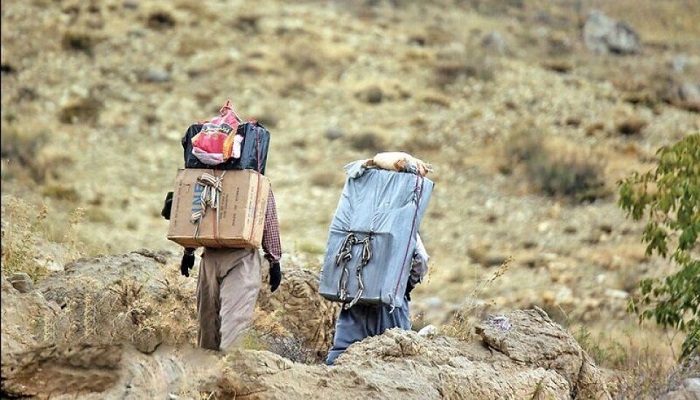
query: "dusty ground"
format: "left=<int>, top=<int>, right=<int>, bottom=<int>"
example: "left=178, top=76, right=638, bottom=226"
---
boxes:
left=2, top=0, right=699, bottom=376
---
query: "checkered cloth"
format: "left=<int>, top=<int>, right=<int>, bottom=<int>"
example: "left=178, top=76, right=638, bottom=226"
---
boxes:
left=262, top=189, right=282, bottom=263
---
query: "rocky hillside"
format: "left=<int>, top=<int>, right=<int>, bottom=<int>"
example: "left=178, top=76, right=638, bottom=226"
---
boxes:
left=2, top=250, right=699, bottom=398
left=1, top=0, right=699, bottom=398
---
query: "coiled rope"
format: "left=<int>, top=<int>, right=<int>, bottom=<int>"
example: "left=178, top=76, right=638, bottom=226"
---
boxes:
left=334, top=232, right=373, bottom=310
left=190, top=171, right=226, bottom=241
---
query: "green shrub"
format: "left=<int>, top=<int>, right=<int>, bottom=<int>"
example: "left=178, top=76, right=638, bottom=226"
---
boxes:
left=574, top=326, right=628, bottom=368
left=619, top=134, right=699, bottom=358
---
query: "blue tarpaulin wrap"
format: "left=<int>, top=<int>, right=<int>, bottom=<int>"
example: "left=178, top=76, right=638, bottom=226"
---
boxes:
left=319, top=161, right=434, bottom=309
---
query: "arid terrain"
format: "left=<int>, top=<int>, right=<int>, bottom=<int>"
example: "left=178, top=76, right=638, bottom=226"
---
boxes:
left=1, top=0, right=699, bottom=398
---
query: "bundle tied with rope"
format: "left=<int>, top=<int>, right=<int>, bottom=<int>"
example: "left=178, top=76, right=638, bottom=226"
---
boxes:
left=190, top=171, right=226, bottom=240
left=166, top=168, right=270, bottom=248
left=335, top=232, right=374, bottom=310
left=319, top=153, right=434, bottom=310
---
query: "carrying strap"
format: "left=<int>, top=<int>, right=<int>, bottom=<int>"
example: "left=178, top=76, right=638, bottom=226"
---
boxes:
left=246, top=121, right=264, bottom=174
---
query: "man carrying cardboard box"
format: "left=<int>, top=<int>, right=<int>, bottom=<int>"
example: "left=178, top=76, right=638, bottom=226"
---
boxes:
left=163, top=107, right=282, bottom=352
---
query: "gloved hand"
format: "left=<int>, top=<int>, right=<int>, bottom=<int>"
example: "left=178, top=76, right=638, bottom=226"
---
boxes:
left=405, top=280, right=416, bottom=301
left=180, top=248, right=196, bottom=277
left=269, top=262, right=282, bottom=292
left=161, top=191, right=174, bottom=220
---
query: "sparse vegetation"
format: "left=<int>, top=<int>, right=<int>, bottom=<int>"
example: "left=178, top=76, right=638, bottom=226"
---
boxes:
left=503, top=130, right=609, bottom=203
left=433, top=56, right=497, bottom=88
left=616, top=117, right=648, bottom=136
left=61, top=31, right=99, bottom=55
left=0, top=122, right=68, bottom=184
left=529, top=151, right=608, bottom=203
left=1, top=197, right=50, bottom=282
left=442, top=257, right=512, bottom=341
left=58, top=97, right=103, bottom=125
left=348, top=131, right=386, bottom=152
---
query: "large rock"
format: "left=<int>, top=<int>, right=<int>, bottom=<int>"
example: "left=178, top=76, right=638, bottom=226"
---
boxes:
left=662, top=80, right=700, bottom=113
left=583, top=10, right=640, bottom=55
left=258, top=266, right=340, bottom=359
left=2, top=343, right=221, bottom=399
left=475, top=307, right=612, bottom=399
left=35, top=249, right=198, bottom=353
left=1, top=273, right=60, bottom=354
left=3, top=252, right=619, bottom=399
left=209, top=307, right=616, bottom=399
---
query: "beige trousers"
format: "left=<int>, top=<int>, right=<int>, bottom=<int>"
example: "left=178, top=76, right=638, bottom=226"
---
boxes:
left=196, top=247, right=262, bottom=351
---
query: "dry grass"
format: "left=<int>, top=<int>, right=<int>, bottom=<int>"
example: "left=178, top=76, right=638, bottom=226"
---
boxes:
left=502, top=130, right=610, bottom=203
left=1, top=197, right=50, bottom=282
left=433, top=55, right=497, bottom=89
left=2, top=197, right=116, bottom=282
left=0, top=122, right=75, bottom=184
left=573, top=322, right=683, bottom=399
left=1, top=0, right=698, bottom=395
left=58, top=97, right=103, bottom=125
left=39, top=270, right=199, bottom=353
left=441, top=257, right=512, bottom=341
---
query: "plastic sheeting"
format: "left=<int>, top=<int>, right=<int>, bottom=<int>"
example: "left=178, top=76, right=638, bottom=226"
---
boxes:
left=319, top=161, right=434, bottom=309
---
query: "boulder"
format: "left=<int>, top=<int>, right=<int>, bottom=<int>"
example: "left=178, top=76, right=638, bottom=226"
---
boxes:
left=583, top=10, right=640, bottom=55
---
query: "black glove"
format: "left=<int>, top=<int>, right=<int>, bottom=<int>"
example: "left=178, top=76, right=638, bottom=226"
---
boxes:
left=405, top=280, right=416, bottom=301
left=269, top=262, right=282, bottom=292
left=161, top=191, right=174, bottom=220
left=180, top=248, right=195, bottom=277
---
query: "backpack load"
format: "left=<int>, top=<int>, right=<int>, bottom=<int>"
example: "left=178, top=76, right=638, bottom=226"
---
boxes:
left=319, top=160, right=434, bottom=309
left=182, top=100, right=270, bottom=174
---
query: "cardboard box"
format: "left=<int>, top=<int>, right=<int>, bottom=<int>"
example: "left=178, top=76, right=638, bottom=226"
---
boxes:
left=167, top=168, right=270, bottom=248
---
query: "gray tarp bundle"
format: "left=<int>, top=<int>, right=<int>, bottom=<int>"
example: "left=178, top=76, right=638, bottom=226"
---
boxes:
left=319, top=161, right=434, bottom=310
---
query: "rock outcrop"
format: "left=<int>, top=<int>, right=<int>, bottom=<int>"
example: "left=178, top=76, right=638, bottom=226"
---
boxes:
left=2, top=251, right=622, bottom=399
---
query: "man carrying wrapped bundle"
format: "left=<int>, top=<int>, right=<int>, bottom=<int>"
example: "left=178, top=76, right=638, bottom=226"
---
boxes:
left=319, top=152, right=434, bottom=365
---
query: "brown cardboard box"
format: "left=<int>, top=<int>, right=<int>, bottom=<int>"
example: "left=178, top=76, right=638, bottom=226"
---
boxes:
left=167, top=168, right=270, bottom=248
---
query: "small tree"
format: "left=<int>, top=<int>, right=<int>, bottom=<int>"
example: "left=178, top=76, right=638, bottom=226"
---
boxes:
left=618, top=134, right=699, bottom=358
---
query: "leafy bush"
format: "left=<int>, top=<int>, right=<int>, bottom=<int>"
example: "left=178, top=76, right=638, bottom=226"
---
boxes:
left=618, top=134, right=699, bottom=358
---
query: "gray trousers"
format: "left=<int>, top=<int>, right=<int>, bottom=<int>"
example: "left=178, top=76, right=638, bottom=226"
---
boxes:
left=325, top=300, right=411, bottom=365
left=196, top=247, right=262, bottom=351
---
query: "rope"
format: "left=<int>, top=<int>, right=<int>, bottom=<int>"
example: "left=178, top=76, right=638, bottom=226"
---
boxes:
left=334, top=232, right=373, bottom=310
left=190, top=171, right=226, bottom=243
left=392, top=174, right=424, bottom=300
